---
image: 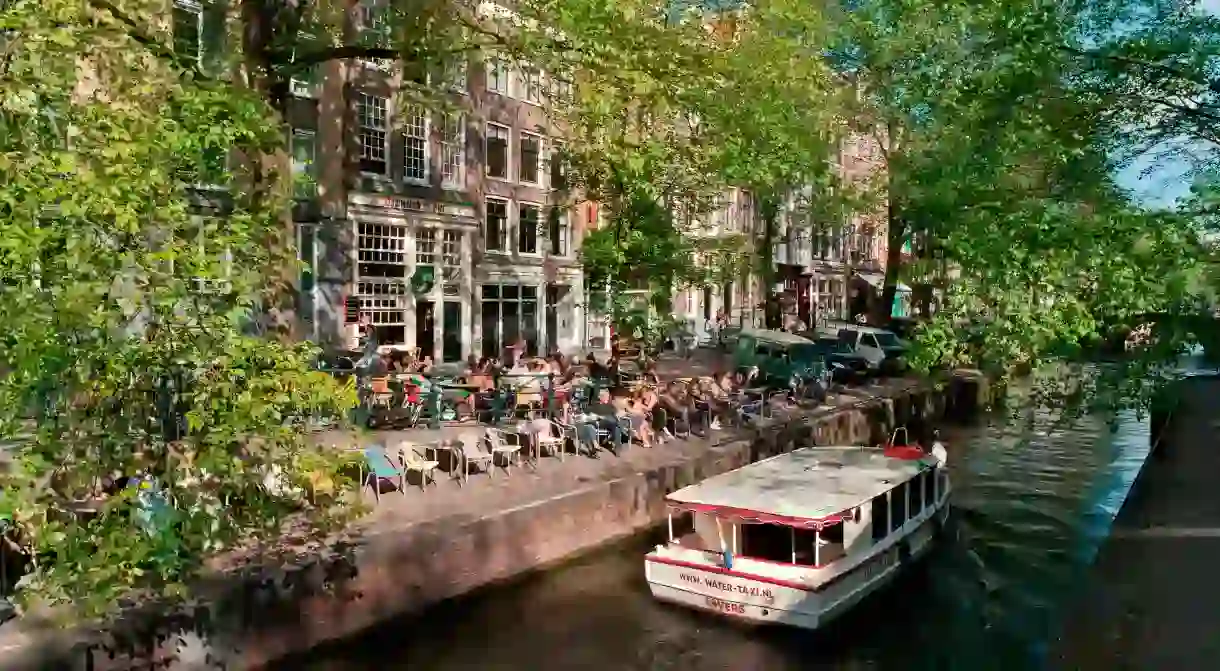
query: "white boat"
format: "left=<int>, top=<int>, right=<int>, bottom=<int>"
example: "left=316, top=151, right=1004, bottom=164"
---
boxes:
left=645, top=437, right=950, bottom=630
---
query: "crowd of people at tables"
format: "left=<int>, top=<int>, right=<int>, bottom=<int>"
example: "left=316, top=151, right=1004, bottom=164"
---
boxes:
left=368, top=337, right=762, bottom=451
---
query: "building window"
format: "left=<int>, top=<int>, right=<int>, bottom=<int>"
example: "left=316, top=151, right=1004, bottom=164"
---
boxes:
left=487, top=57, right=509, bottom=95
left=445, top=59, right=468, bottom=92
left=188, top=216, right=232, bottom=294
left=549, top=140, right=566, bottom=190
left=172, top=1, right=203, bottom=65
left=440, top=113, right=465, bottom=189
left=519, top=132, right=541, bottom=184
left=516, top=65, right=542, bottom=104
left=357, top=221, right=409, bottom=345
left=290, top=129, right=316, bottom=199
left=481, top=284, right=540, bottom=358
left=442, top=230, right=462, bottom=294
left=356, top=0, right=391, bottom=69
left=518, top=203, right=540, bottom=255
left=486, top=123, right=509, bottom=179
left=357, top=93, right=388, bottom=175
left=548, top=209, right=569, bottom=256
left=296, top=222, right=317, bottom=338
left=485, top=198, right=508, bottom=252
left=416, top=228, right=436, bottom=266
left=403, top=105, right=428, bottom=183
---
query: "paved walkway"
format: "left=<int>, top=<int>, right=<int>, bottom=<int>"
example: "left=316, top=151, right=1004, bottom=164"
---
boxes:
left=313, top=376, right=918, bottom=537
left=1051, top=374, right=1220, bottom=670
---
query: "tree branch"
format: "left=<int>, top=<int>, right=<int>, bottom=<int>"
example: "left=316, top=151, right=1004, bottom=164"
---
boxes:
left=1063, top=44, right=1220, bottom=96
left=87, top=0, right=212, bottom=81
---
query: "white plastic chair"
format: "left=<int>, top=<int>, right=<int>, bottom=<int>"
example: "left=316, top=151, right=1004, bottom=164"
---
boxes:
left=485, top=427, right=522, bottom=476
left=396, top=442, right=439, bottom=490
left=455, top=435, right=494, bottom=485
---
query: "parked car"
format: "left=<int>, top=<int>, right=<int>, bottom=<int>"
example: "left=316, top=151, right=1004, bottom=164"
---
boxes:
left=836, top=326, right=909, bottom=375
left=805, top=336, right=872, bottom=382
left=732, top=329, right=828, bottom=393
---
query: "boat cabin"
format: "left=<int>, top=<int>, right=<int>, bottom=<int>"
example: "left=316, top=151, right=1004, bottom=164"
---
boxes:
left=658, top=446, right=948, bottom=578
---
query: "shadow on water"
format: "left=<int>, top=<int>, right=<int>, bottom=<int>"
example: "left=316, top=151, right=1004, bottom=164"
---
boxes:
left=281, top=402, right=1150, bottom=671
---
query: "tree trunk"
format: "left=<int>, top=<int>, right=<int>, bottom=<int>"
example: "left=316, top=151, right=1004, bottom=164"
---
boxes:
left=758, top=195, right=780, bottom=330
left=873, top=198, right=905, bottom=326
left=241, top=0, right=298, bottom=340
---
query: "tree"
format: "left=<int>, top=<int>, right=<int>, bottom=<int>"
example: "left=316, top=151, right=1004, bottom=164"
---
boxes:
left=695, top=0, right=844, bottom=328
left=0, top=0, right=359, bottom=621
left=823, top=0, right=1210, bottom=384
left=574, top=0, right=847, bottom=330
left=1, top=0, right=819, bottom=620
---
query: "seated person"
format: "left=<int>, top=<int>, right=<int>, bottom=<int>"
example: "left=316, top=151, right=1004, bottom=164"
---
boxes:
left=656, top=381, right=696, bottom=438
left=584, top=353, right=607, bottom=379
left=577, top=388, right=627, bottom=448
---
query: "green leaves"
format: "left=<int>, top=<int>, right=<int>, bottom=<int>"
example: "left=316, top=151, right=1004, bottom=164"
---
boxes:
left=0, top=0, right=359, bottom=622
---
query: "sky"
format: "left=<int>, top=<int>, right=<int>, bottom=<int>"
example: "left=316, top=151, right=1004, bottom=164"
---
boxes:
left=1115, top=0, right=1219, bottom=207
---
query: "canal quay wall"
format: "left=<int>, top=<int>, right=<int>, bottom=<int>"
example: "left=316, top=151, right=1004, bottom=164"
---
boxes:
left=0, top=372, right=991, bottom=671
left=1050, top=373, right=1220, bottom=670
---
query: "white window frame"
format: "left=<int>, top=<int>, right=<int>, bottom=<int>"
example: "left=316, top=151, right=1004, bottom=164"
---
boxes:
left=356, top=0, right=392, bottom=71
left=516, top=201, right=543, bottom=257
left=296, top=222, right=319, bottom=340
left=518, top=131, right=542, bottom=185
left=402, top=104, right=429, bottom=184
left=290, top=128, right=317, bottom=198
left=356, top=221, right=410, bottom=345
left=172, top=0, right=203, bottom=66
left=289, top=33, right=319, bottom=98
left=486, top=57, right=510, bottom=95
left=357, top=92, right=389, bottom=177
left=547, top=139, right=566, bottom=190
left=485, top=122, right=511, bottom=181
left=515, top=63, right=542, bottom=105
left=190, top=215, right=232, bottom=295
left=485, top=197, right=509, bottom=253
left=549, top=208, right=571, bottom=257
left=445, top=59, right=469, bottom=93
left=440, top=113, right=466, bottom=189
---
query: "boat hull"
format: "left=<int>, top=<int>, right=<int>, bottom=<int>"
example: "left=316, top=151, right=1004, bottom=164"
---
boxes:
left=646, top=503, right=948, bottom=631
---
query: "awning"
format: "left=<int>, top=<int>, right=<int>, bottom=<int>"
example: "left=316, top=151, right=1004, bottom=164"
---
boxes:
left=853, top=272, right=912, bottom=293
left=853, top=272, right=884, bottom=288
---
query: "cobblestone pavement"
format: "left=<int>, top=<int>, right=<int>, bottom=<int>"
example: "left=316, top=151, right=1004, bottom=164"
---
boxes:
left=1051, top=374, right=1220, bottom=670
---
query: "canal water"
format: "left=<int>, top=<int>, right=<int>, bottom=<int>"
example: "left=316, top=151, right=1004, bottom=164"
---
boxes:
left=289, top=394, right=1150, bottom=671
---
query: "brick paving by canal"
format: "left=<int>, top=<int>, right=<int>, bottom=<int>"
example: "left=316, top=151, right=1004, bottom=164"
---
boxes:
left=1051, top=372, right=1220, bottom=670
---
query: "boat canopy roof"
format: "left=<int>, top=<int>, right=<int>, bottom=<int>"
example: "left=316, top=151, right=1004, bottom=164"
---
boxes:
left=666, top=447, right=934, bottom=529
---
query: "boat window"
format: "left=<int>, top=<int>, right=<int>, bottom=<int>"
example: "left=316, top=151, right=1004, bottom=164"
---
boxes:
left=908, top=474, right=923, bottom=516
left=871, top=494, right=889, bottom=542
left=740, top=522, right=798, bottom=564
left=816, top=522, right=846, bottom=565
left=889, top=482, right=907, bottom=533
left=922, top=468, right=935, bottom=505
left=667, top=510, right=694, bottom=545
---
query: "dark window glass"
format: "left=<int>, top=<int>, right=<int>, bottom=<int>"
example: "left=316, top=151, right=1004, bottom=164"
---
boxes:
left=485, top=199, right=507, bottom=251
left=518, top=205, right=539, bottom=254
